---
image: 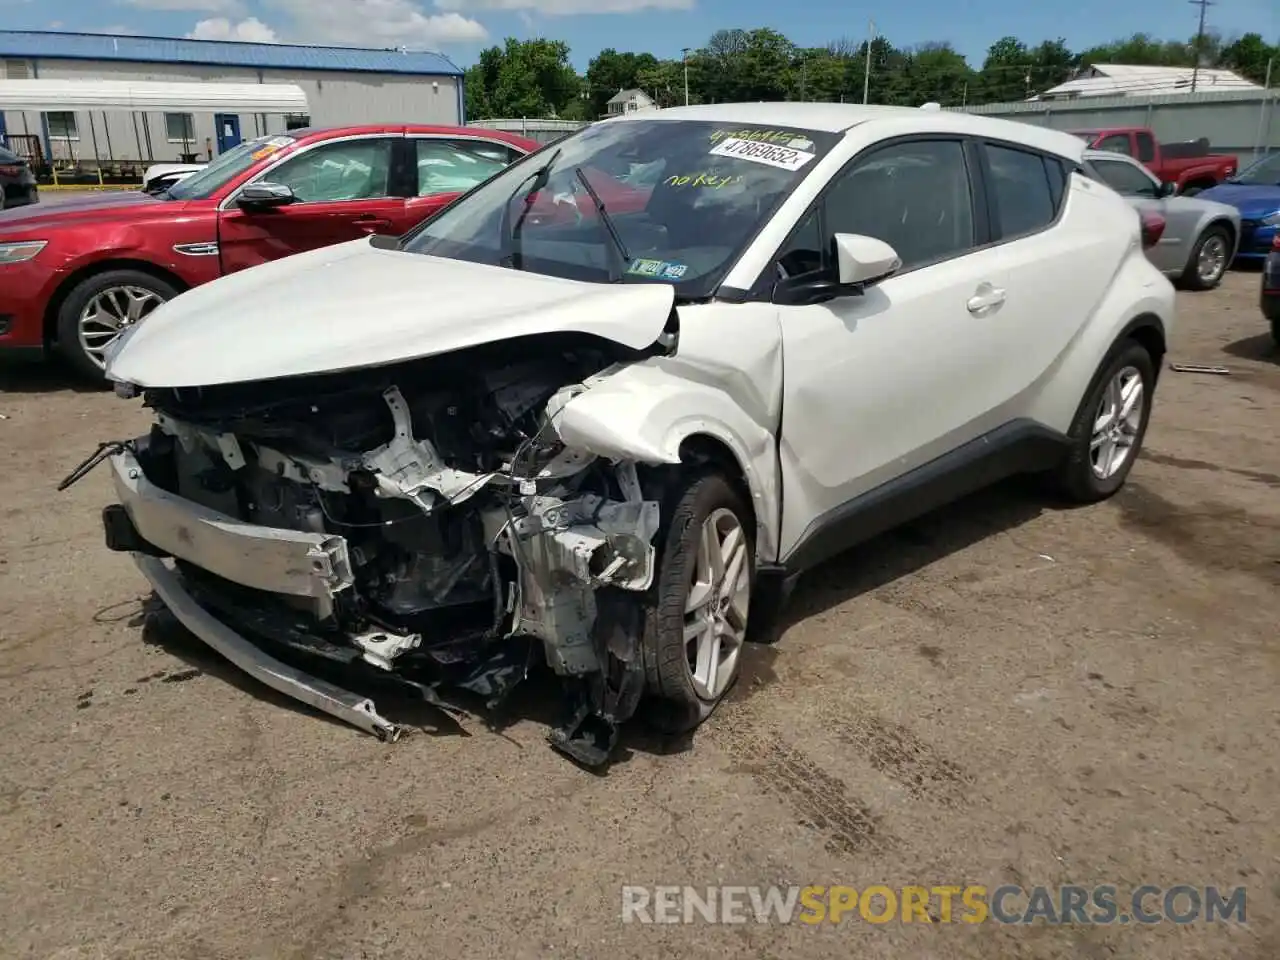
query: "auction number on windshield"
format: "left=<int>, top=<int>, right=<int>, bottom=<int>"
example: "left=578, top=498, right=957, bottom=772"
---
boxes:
left=708, top=137, right=816, bottom=171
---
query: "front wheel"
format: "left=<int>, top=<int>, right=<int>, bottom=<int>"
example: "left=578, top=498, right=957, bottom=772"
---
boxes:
left=1180, top=225, right=1231, bottom=290
left=1049, top=339, right=1155, bottom=503
left=641, top=472, right=755, bottom=734
left=55, top=269, right=178, bottom=382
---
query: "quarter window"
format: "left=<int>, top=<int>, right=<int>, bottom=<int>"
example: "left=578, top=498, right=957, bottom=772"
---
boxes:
left=822, top=139, right=975, bottom=270
left=266, top=138, right=393, bottom=203
left=984, top=144, right=1060, bottom=238
left=1088, top=158, right=1160, bottom=199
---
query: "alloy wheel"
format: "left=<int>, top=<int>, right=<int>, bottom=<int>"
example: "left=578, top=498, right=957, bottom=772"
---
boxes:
left=683, top=507, right=750, bottom=701
left=1197, top=234, right=1227, bottom=284
left=78, top=285, right=166, bottom=370
left=1090, top=365, right=1145, bottom=480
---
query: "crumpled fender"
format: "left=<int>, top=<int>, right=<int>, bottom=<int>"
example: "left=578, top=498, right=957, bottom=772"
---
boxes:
left=549, top=351, right=783, bottom=564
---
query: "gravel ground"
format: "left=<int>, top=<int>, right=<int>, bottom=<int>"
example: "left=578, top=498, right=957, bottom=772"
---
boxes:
left=1, top=270, right=1277, bottom=960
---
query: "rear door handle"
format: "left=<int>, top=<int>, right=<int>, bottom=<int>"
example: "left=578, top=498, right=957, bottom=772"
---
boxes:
left=967, top=285, right=1006, bottom=314
left=354, top=216, right=394, bottom=232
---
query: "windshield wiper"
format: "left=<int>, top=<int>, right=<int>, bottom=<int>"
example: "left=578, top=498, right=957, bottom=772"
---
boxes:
left=574, top=167, right=631, bottom=282
left=500, top=147, right=562, bottom=272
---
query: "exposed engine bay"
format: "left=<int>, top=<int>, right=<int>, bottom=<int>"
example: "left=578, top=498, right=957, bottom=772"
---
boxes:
left=91, top=334, right=675, bottom=766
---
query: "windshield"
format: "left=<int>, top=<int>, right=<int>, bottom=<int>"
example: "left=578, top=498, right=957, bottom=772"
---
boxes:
left=401, top=118, right=840, bottom=297
left=1232, top=153, right=1280, bottom=186
left=165, top=135, right=296, bottom=200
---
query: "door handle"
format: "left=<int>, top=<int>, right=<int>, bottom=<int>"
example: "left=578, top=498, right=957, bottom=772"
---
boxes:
left=354, top=217, right=393, bottom=233
left=967, top=285, right=1006, bottom=314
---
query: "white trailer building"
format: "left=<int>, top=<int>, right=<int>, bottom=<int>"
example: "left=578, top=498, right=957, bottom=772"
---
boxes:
left=0, top=30, right=464, bottom=169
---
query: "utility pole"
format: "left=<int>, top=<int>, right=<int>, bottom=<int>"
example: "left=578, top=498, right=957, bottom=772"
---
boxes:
left=682, top=47, right=691, bottom=106
left=1189, top=0, right=1215, bottom=93
left=862, top=19, right=875, bottom=104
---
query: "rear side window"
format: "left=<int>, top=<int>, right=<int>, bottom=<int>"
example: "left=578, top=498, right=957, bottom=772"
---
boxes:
left=1135, top=131, right=1156, bottom=163
left=984, top=143, right=1063, bottom=238
left=1095, top=133, right=1132, bottom=156
left=0, top=146, right=19, bottom=164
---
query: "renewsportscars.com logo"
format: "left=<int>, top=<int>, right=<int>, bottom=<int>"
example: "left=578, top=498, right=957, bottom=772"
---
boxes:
left=621, top=884, right=1248, bottom=925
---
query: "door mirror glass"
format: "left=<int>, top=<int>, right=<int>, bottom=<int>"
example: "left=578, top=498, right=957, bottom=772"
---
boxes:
left=239, top=181, right=296, bottom=208
left=833, top=233, right=901, bottom=286
left=1159, top=180, right=1178, bottom=197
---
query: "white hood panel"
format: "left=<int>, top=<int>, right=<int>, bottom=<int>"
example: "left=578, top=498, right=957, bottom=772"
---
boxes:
left=106, top=239, right=676, bottom=388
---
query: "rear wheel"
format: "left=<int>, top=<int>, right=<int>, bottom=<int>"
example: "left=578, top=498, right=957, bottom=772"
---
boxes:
left=55, top=269, right=178, bottom=382
left=1180, top=225, right=1231, bottom=290
left=641, top=472, right=754, bottom=734
left=1049, top=339, right=1155, bottom=504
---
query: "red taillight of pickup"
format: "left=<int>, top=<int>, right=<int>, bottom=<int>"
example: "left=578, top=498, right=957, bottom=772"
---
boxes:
left=0, top=164, right=23, bottom=178
left=1139, top=210, right=1166, bottom=249
left=1273, top=232, right=1280, bottom=251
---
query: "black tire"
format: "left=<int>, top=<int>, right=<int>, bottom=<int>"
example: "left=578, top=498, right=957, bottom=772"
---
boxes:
left=640, top=471, right=755, bottom=735
left=1271, top=317, right=1280, bottom=350
left=55, top=269, right=179, bottom=383
left=1179, top=225, right=1231, bottom=291
left=1049, top=339, right=1156, bottom=504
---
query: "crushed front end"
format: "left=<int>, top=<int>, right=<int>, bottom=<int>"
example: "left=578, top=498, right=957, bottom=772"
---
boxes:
left=94, top=335, right=665, bottom=766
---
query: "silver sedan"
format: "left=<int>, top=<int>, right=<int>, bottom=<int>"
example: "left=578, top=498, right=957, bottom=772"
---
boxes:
left=1082, top=149, right=1240, bottom=290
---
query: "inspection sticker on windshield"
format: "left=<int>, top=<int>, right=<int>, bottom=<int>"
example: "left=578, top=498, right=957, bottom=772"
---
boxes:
left=708, top=137, right=815, bottom=171
left=628, top=259, right=688, bottom=281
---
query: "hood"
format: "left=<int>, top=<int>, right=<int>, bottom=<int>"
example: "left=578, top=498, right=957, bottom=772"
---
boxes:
left=106, top=237, right=677, bottom=388
left=0, top=189, right=169, bottom=230
left=1198, top=182, right=1280, bottom=216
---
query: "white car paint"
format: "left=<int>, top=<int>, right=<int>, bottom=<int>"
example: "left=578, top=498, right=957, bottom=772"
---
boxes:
left=96, top=102, right=1178, bottom=753
left=141, top=162, right=205, bottom=191
left=105, top=240, right=675, bottom=387
left=108, top=101, right=1176, bottom=569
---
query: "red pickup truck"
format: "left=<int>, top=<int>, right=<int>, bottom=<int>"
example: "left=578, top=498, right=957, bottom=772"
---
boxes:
left=1069, top=127, right=1237, bottom=195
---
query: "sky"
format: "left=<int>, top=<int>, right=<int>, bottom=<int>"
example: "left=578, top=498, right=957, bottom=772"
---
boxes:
left=1, top=0, right=1275, bottom=72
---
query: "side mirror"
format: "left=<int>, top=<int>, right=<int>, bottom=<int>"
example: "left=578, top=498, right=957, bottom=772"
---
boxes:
left=833, top=233, right=902, bottom=286
left=239, top=181, right=295, bottom=209
left=1159, top=181, right=1178, bottom=198
left=773, top=234, right=902, bottom=307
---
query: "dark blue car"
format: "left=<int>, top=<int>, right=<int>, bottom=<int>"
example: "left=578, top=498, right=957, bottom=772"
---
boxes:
left=1199, top=153, right=1280, bottom=263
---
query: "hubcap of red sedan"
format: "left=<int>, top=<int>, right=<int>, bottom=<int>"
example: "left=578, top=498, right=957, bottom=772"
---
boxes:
left=79, top=286, right=167, bottom=370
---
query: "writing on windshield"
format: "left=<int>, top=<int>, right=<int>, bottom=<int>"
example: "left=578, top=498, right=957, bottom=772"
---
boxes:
left=402, top=118, right=838, bottom=299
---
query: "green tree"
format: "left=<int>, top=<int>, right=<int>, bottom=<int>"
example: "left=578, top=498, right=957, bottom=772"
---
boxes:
left=464, top=38, right=578, bottom=120
left=1219, top=33, right=1278, bottom=84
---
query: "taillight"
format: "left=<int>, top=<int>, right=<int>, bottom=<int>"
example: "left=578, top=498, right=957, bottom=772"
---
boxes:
left=1140, top=210, right=1166, bottom=249
left=1272, top=233, right=1280, bottom=251
left=0, top=164, right=22, bottom=177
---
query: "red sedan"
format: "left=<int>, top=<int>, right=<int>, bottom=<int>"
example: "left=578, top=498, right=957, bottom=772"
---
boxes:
left=0, top=123, right=539, bottom=379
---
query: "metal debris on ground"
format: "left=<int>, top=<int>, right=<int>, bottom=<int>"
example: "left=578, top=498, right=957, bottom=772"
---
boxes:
left=1169, top=363, right=1230, bottom=375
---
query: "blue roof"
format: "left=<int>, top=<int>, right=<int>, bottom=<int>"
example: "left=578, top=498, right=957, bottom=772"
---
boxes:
left=0, top=30, right=462, bottom=77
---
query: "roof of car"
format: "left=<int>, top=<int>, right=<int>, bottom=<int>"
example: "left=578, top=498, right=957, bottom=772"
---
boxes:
left=266, top=124, right=537, bottom=149
left=609, top=102, right=1087, bottom=162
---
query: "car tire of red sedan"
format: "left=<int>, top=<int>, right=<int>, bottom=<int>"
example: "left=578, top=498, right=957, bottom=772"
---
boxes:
left=1180, top=225, right=1231, bottom=291
left=56, top=270, right=179, bottom=383
left=1050, top=339, right=1155, bottom=504
left=640, top=471, right=755, bottom=735
left=1271, top=317, right=1280, bottom=349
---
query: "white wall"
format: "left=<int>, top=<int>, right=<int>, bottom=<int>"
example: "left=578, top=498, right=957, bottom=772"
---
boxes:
left=0, top=57, right=461, bottom=167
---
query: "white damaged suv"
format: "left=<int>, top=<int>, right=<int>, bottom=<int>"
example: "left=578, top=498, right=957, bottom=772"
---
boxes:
left=74, top=103, right=1175, bottom=766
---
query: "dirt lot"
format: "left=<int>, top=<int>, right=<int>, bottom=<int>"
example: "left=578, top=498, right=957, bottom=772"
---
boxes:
left=1, top=271, right=1277, bottom=960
